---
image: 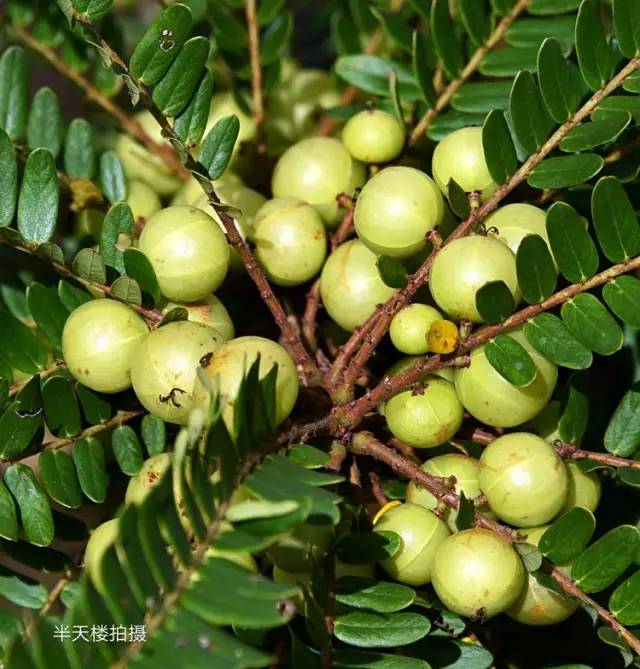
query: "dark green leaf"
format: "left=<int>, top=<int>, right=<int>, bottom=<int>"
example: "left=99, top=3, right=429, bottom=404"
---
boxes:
left=73, top=0, right=113, bottom=21
left=412, top=31, right=436, bottom=107
left=516, top=234, right=557, bottom=304
left=604, top=383, right=640, bottom=457
left=199, top=115, right=240, bottom=180
left=0, top=311, right=48, bottom=373
left=72, top=437, right=108, bottom=503
left=610, top=570, right=640, bottom=625
left=0, top=47, right=28, bottom=141
left=129, top=3, right=193, bottom=86
left=514, top=541, right=543, bottom=572
left=561, top=294, right=623, bottom=356
left=377, top=256, right=409, bottom=289
left=524, top=313, right=593, bottom=369
left=529, top=0, right=582, bottom=13
left=0, top=479, right=18, bottom=540
left=334, top=611, right=430, bottom=648
left=427, top=110, right=487, bottom=142
left=38, top=449, right=82, bottom=509
left=453, top=81, right=512, bottom=113
left=613, top=0, right=640, bottom=58
left=572, top=525, right=640, bottom=592
left=27, top=87, right=63, bottom=158
left=112, top=425, right=143, bottom=476
left=0, top=130, right=17, bottom=227
left=173, top=69, right=213, bottom=147
left=5, top=464, right=54, bottom=546
left=76, top=384, right=112, bottom=425
left=480, top=45, right=539, bottom=77
left=0, top=575, right=46, bottom=609
left=208, top=3, right=248, bottom=55
left=334, top=650, right=430, bottom=669
left=64, top=118, right=95, bottom=180
left=475, top=281, right=515, bottom=324
left=111, top=276, right=142, bottom=306
left=335, top=577, right=415, bottom=613
left=58, top=280, right=90, bottom=312
left=0, top=401, right=42, bottom=460
left=528, top=154, right=603, bottom=189
left=258, top=0, right=286, bottom=24
left=507, top=16, right=576, bottom=50
left=538, top=38, right=585, bottom=123
left=123, top=248, right=161, bottom=304
left=576, top=0, right=614, bottom=90
left=591, top=177, right=640, bottom=263
left=337, top=531, right=401, bottom=565
left=332, top=11, right=362, bottom=56
left=458, top=0, right=490, bottom=45
left=261, top=13, right=293, bottom=64
left=72, top=248, right=107, bottom=284
left=99, top=150, right=126, bottom=204
left=558, top=372, right=590, bottom=444
left=510, top=70, right=555, bottom=155
left=619, top=467, right=640, bottom=488
left=430, top=0, right=463, bottom=79
left=447, top=180, right=470, bottom=219
left=141, top=414, right=166, bottom=456
left=560, top=113, right=631, bottom=152
left=592, top=95, right=640, bottom=123
left=539, top=507, right=596, bottom=563
left=17, top=148, right=58, bottom=243
left=546, top=202, right=599, bottom=283
left=288, top=444, right=330, bottom=469
left=603, top=276, right=640, bottom=328
left=485, top=334, right=537, bottom=386
left=100, top=202, right=134, bottom=275
left=42, top=376, right=82, bottom=437
left=482, top=110, right=518, bottom=184
left=27, top=282, right=68, bottom=351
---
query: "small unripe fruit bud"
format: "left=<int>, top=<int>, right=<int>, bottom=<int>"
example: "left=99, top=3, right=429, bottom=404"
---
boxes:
left=354, top=166, right=444, bottom=258
left=389, top=304, right=443, bottom=355
left=342, top=109, right=406, bottom=164
left=138, top=206, right=231, bottom=302
left=62, top=299, right=148, bottom=393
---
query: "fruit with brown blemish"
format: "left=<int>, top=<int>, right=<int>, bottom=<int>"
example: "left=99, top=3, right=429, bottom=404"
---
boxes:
left=125, top=452, right=172, bottom=505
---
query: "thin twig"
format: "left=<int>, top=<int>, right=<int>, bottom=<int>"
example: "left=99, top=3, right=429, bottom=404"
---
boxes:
left=22, top=575, right=71, bottom=641
left=46, top=410, right=142, bottom=452
left=244, top=0, right=265, bottom=132
left=302, top=280, right=321, bottom=353
left=331, top=204, right=355, bottom=252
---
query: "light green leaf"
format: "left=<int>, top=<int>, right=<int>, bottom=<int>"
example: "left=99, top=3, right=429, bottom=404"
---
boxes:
left=17, top=148, right=58, bottom=243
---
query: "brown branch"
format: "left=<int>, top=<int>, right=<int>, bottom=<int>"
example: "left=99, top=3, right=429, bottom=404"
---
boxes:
left=68, top=9, right=322, bottom=387
left=409, top=0, right=530, bottom=145
left=22, top=574, right=71, bottom=641
left=302, top=280, right=321, bottom=353
left=369, top=471, right=388, bottom=506
left=244, top=0, right=265, bottom=132
left=331, top=203, right=355, bottom=252
left=11, top=24, right=187, bottom=180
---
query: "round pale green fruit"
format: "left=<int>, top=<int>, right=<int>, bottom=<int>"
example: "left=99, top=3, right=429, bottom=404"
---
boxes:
left=125, top=453, right=172, bottom=505
left=268, top=522, right=334, bottom=573
left=194, top=336, right=299, bottom=428
left=354, top=167, right=444, bottom=258
left=131, top=321, right=225, bottom=425
left=562, top=461, right=601, bottom=513
left=390, top=304, right=442, bottom=355
left=432, top=127, right=497, bottom=200
left=320, top=240, right=396, bottom=332
left=162, top=295, right=235, bottom=341
left=432, top=528, right=526, bottom=618
left=114, top=112, right=182, bottom=196
left=127, top=179, right=162, bottom=222
left=62, top=299, right=148, bottom=393
left=272, top=137, right=365, bottom=227
left=479, top=432, right=568, bottom=527
left=385, top=377, right=463, bottom=449
left=253, top=197, right=327, bottom=286
left=171, top=173, right=243, bottom=207
left=138, top=206, right=230, bottom=302
left=507, top=526, right=578, bottom=625
left=407, top=454, right=483, bottom=531
left=429, top=235, right=519, bottom=323
left=454, top=330, right=558, bottom=428
left=373, top=502, right=450, bottom=586
left=84, top=519, right=119, bottom=579
left=342, top=109, right=406, bottom=164
left=485, top=204, right=551, bottom=256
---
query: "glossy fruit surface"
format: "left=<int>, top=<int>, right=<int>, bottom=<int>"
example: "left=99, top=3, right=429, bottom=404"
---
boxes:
left=407, top=454, right=482, bottom=530
left=138, top=206, right=230, bottom=301
left=84, top=519, right=119, bottom=578
left=125, top=453, right=172, bottom=505
left=320, top=240, right=396, bottom=332
left=485, top=203, right=552, bottom=256
left=454, top=330, right=558, bottom=428
left=342, top=109, right=406, bottom=164
left=272, top=137, right=365, bottom=226
left=479, top=432, right=568, bottom=527
left=432, top=127, right=497, bottom=199
left=429, top=235, right=519, bottom=323
left=390, top=304, right=442, bottom=355
left=127, top=179, right=162, bottom=222
left=131, top=321, right=225, bottom=424
left=507, top=526, right=578, bottom=625
left=562, top=461, right=601, bottom=513
left=162, top=295, right=235, bottom=341
left=253, top=197, right=327, bottom=286
left=432, top=528, right=526, bottom=618
left=385, top=377, right=463, bottom=448
left=62, top=299, right=148, bottom=393
left=195, top=335, right=299, bottom=427
left=354, top=167, right=444, bottom=258
left=374, top=502, right=450, bottom=586
left=268, top=522, right=334, bottom=573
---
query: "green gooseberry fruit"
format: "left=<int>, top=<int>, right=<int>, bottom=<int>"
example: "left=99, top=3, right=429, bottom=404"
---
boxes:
left=84, top=518, right=119, bottom=580
left=253, top=197, right=327, bottom=286
left=127, top=179, right=162, bottom=222
left=507, top=526, right=578, bottom=625
left=131, top=321, right=225, bottom=425
left=272, top=137, right=365, bottom=227
left=319, top=240, right=396, bottom=332
left=454, top=330, right=558, bottom=428
left=354, top=166, right=445, bottom=258
left=562, top=461, right=601, bottom=513
left=171, top=173, right=243, bottom=207
left=342, top=109, right=406, bottom=164
left=62, top=299, right=148, bottom=393
left=389, top=304, right=442, bottom=355
left=385, top=376, right=463, bottom=449
left=479, top=432, right=568, bottom=527
left=268, top=522, right=334, bottom=573
left=114, top=112, right=182, bottom=196
left=138, top=205, right=230, bottom=302
left=162, top=295, right=235, bottom=341
left=485, top=203, right=552, bottom=256
left=432, top=528, right=526, bottom=619
left=429, top=235, right=519, bottom=323
left=406, top=454, right=484, bottom=531
left=194, top=335, right=299, bottom=428
left=431, top=127, right=497, bottom=200
left=125, top=453, right=172, bottom=505
left=373, top=502, right=450, bottom=586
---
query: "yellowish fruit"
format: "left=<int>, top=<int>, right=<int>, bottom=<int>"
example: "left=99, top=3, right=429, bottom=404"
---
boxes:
left=389, top=304, right=442, bottom=355
left=485, top=204, right=551, bottom=256
left=127, top=179, right=162, bottom=222
left=342, top=109, right=405, bottom=164
left=562, top=461, right=601, bottom=513
left=162, top=295, right=235, bottom=341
